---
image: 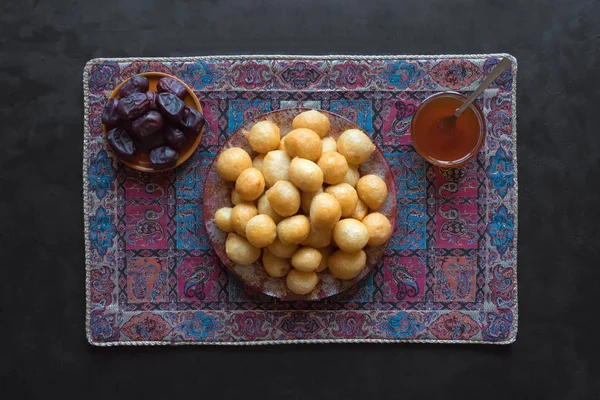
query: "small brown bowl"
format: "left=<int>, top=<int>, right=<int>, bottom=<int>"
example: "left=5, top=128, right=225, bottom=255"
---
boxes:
left=103, top=72, right=203, bottom=173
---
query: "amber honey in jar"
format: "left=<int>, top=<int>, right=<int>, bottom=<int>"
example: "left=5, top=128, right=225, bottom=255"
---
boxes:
left=410, top=92, right=485, bottom=167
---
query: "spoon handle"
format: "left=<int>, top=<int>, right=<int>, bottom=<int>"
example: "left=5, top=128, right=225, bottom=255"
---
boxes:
left=454, top=57, right=512, bottom=118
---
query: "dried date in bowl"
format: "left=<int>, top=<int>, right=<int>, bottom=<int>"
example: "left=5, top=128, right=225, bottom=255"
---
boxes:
left=101, top=98, right=120, bottom=128
left=117, top=75, right=149, bottom=98
left=149, top=146, right=179, bottom=168
left=146, top=90, right=158, bottom=109
left=180, top=106, right=205, bottom=135
left=131, top=111, right=164, bottom=139
left=107, top=127, right=136, bottom=160
left=117, top=92, right=150, bottom=120
left=157, top=93, right=185, bottom=121
left=102, top=72, right=204, bottom=172
left=163, top=125, right=188, bottom=150
left=157, top=77, right=187, bottom=99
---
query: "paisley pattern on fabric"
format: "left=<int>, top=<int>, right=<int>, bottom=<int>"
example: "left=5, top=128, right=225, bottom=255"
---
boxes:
left=332, top=312, right=371, bottom=337
left=483, top=58, right=513, bottom=90
left=88, top=150, right=115, bottom=200
left=429, top=311, right=480, bottom=340
left=380, top=312, right=425, bottom=339
left=230, top=312, right=270, bottom=340
left=169, top=312, right=222, bottom=341
left=482, top=309, right=514, bottom=341
left=279, top=61, right=323, bottom=89
left=381, top=61, right=424, bottom=89
left=383, top=257, right=424, bottom=302
left=331, top=61, right=370, bottom=89
left=230, top=61, right=272, bottom=89
left=90, top=310, right=119, bottom=342
left=486, top=147, right=514, bottom=198
left=428, top=59, right=481, bottom=89
left=178, top=60, right=222, bottom=89
left=124, top=206, right=167, bottom=249
left=121, top=312, right=172, bottom=341
left=276, top=313, right=326, bottom=340
left=437, top=205, right=478, bottom=248
left=90, top=265, right=115, bottom=307
left=85, top=56, right=517, bottom=344
left=489, top=262, right=516, bottom=308
left=89, top=206, right=117, bottom=257
left=487, top=204, right=515, bottom=256
left=88, top=62, right=120, bottom=94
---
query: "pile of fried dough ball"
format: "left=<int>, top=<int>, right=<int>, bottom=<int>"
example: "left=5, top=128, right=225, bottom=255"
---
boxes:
left=214, top=110, right=393, bottom=295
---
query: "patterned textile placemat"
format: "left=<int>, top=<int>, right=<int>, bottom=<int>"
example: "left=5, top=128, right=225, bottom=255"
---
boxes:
left=83, top=54, right=518, bottom=346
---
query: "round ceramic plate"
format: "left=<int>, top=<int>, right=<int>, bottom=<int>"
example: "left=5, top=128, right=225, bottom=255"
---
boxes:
left=203, top=108, right=397, bottom=301
left=103, top=72, right=204, bottom=173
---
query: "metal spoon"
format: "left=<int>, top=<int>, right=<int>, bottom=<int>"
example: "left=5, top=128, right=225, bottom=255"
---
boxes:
left=438, top=57, right=512, bottom=129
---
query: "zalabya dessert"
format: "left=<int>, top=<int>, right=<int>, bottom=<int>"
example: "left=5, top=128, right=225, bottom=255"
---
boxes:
left=213, top=110, right=392, bottom=296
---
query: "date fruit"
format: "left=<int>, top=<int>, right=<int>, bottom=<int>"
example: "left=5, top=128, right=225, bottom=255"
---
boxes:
left=157, top=77, right=187, bottom=99
left=157, top=93, right=185, bottom=121
left=146, top=90, right=158, bottom=109
left=101, top=98, right=120, bottom=127
left=107, top=127, right=136, bottom=160
left=137, top=131, right=165, bottom=152
left=117, top=75, right=149, bottom=98
left=180, top=106, right=205, bottom=135
left=117, top=92, right=150, bottom=120
left=163, top=125, right=188, bottom=150
left=132, top=111, right=164, bottom=139
left=149, top=146, right=179, bottom=168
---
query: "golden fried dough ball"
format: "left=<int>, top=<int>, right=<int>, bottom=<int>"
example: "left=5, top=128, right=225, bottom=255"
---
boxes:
left=277, top=215, right=310, bottom=244
left=337, top=129, right=375, bottom=166
left=278, top=136, right=286, bottom=152
left=316, top=247, right=331, bottom=272
left=252, top=154, right=264, bottom=171
left=230, top=202, right=258, bottom=236
left=362, top=212, right=393, bottom=246
left=292, top=110, right=330, bottom=138
left=333, top=218, right=369, bottom=252
left=262, top=248, right=292, bottom=277
left=267, top=237, right=298, bottom=258
left=216, top=147, right=252, bottom=181
left=325, top=183, right=358, bottom=217
left=235, top=167, right=265, bottom=201
left=356, top=174, right=388, bottom=211
left=265, top=180, right=301, bottom=217
left=289, top=157, right=324, bottom=192
left=343, top=166, right=360, bottom=187
left=309, top=193, right=342, bottom=229
left=321, top=137, right=337, bottom=154
left=231, top=188, right=243, bottom=205
left=245, top=214, right=277, bottom=248
left=317, top=151, right=348, bottom=185
left=257, top=194, right=283, bottom=224
left=214, top=207, right=233, bottom=233
left=351, top=199, right=368, bottom=221
left=262, top=150, right=291, bottom=187
left=300, top=187, right=323, bottom=214
left=286, top=269, right=319, bottom=295
left=291, top=247, right=322, bottom=272
left=245, top=120, right=280, bottom=153
left=301, top=223, right=333, bottom=248
left=225, top=233, right=261, bottom=265
left=284, top=128, right=322, bottom=161
left=327, top=249, right=367, bottom=280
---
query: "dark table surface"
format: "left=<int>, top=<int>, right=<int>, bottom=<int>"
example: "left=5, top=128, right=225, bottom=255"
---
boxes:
left=1, top=0, right=599, bottom=398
